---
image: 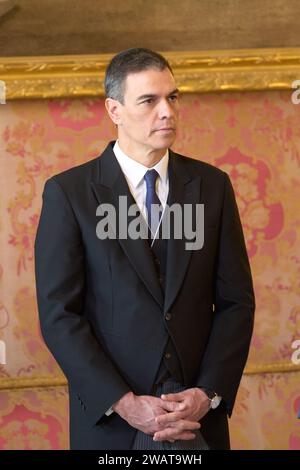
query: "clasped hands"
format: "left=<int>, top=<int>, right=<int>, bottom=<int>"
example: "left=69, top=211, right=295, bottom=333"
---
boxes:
left=112, top=387, right=210, bottom=443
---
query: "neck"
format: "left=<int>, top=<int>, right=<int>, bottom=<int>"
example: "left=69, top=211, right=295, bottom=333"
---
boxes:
left=117, top=140, right=166, bottom=168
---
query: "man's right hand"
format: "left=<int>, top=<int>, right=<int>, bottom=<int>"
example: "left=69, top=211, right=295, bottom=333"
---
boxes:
left=112, top=391, right=201, bottom=441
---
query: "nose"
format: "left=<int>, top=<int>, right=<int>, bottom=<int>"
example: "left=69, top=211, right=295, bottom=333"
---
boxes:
left=157, top=98, right=175, bottom=120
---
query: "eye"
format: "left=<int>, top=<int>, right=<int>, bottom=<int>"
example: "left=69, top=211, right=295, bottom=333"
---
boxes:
left=143, top=98, right=154, bottom=104
left=169, top=95, right=178, bottom=102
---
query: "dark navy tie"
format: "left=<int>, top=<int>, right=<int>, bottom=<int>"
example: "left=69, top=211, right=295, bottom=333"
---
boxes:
left=144, top=169, right=162, bottom=240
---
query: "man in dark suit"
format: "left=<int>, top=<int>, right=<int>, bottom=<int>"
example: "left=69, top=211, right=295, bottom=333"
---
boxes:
left=35, top=48, right=255, bottom=450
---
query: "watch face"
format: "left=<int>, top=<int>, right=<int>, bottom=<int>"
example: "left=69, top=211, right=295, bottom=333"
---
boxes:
left=211, top=396, right=221, bottom=409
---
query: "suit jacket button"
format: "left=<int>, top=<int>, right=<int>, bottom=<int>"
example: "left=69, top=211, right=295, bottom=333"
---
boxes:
left=165, top=352, right=171, bottom=359
left=165, top=313, right=172, bottom=321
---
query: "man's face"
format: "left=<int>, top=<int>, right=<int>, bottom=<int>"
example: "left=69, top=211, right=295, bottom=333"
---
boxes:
left=107, top=67, right=179, bottom=156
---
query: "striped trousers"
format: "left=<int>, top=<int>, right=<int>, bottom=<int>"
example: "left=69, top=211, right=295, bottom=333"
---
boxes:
left=131, top=378, right=209, bottom=450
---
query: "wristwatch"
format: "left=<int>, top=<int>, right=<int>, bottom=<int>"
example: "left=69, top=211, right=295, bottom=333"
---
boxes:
left=105, top=406, right=114, bottom=416
left=201, top=388, right=222, bottom=410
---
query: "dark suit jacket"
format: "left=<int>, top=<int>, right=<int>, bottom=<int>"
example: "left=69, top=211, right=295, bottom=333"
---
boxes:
left=34, top=141, right=255, bottom=450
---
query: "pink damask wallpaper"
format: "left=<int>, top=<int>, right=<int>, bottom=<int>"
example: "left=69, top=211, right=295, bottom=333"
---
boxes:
left=0, top=92, right=299, bottom=449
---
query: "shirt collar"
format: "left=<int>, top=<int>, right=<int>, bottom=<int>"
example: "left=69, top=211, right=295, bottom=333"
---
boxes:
left=113, top=140, right=169, bottom=189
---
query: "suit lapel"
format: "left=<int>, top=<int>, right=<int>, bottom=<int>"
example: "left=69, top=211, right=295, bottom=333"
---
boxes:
left=90, top=143, right=201, bottom=313
left=90, top=143, right=164, bottom=308
left=163, top=151, right=202, bottom=314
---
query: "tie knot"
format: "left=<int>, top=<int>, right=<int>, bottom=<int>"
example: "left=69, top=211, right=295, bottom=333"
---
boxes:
left=144, top=169, right=159, bottom=188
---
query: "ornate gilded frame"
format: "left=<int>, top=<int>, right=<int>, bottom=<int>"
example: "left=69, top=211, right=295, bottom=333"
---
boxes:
left=0, top=362, right=299, bottom=391
left=1, top=47, right=300, bottom=100
left=1, top=47, right=299, bottom=389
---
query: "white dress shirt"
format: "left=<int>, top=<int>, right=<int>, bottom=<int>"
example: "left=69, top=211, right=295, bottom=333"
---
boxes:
left=113, top=140, right=169, bottom=240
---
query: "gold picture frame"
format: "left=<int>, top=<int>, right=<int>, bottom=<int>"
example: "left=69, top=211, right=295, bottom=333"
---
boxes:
left=1, top=47, right=300, bottom=100
left=0, top=362, right=299, bottom=391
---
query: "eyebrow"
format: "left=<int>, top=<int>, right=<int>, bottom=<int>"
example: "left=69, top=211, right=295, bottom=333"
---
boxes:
left=136, top=88, right=179, bottom=102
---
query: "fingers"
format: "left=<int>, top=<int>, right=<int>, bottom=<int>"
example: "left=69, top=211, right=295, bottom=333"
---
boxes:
left=156, top=410, right=187, bottom=425
left=161, top=392, right=185, bottom=402
left=171, top=432, right=196, bottom=441
left=153, top=420, right=201, bottom=442
left=154, top=430, right=197, bottom=442
left=160, top=399, right=186, bottom=413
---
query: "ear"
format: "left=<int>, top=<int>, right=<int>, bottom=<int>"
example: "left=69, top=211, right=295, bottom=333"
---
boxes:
left=105, top=98, right=122, bottom=125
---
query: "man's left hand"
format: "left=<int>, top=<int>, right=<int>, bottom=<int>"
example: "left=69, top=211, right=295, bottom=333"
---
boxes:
left=153, top=387, right=210, bottom=442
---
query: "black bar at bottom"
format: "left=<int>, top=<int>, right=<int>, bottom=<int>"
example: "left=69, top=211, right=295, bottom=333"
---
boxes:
left=0, top=450, right=299, bottom=467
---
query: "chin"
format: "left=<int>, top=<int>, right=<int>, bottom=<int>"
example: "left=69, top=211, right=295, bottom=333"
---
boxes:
left=155, top=136, right=176, bottom=149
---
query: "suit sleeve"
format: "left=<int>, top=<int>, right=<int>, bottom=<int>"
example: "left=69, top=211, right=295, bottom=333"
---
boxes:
left=196, top=172, right=255, bottom=415
left=34, top=177, right=131, bottom=425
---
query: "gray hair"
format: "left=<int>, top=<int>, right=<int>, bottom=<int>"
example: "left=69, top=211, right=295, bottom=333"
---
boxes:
left=104, top=48, right=173, bottom=104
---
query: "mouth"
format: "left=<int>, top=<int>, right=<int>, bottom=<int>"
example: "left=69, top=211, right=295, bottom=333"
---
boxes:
left=154, top=128, right=175, bottom=132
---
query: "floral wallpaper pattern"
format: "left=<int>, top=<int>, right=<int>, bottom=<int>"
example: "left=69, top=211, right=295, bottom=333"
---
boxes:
left=0, top=91, right=299, bottom=449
